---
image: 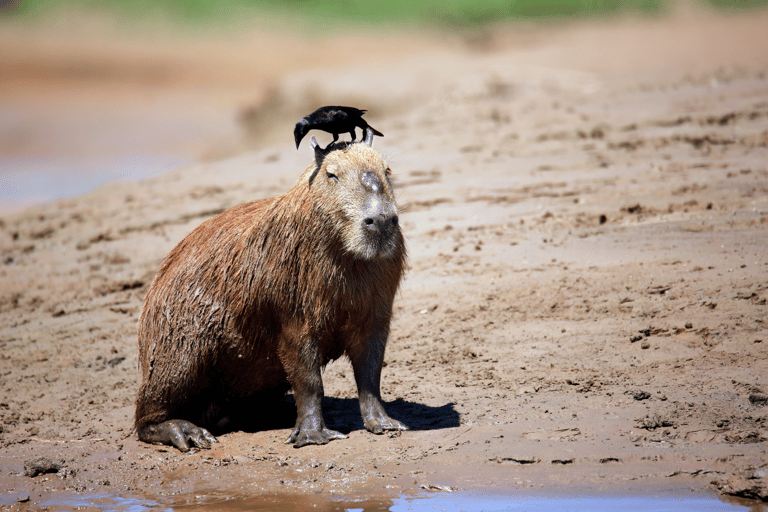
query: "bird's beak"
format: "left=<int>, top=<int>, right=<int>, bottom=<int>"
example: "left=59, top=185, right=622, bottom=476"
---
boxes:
left=294, top=125, right=305, bottom=149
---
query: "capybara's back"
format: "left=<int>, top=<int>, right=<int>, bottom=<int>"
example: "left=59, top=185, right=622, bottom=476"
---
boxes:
left=135, top=141, right=408, bottom=451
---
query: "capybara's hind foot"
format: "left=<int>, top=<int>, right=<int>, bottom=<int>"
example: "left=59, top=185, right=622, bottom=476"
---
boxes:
left=285, top=426, right=347, bottom=448
left=139, top=420, right=217, bottom=452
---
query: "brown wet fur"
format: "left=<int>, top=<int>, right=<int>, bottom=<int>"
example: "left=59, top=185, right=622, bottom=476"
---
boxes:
left=135, top=142, right=406, bottom=448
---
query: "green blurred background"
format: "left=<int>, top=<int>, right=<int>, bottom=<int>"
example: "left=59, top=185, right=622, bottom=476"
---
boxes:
left=5, top=0, right=768, bottom=26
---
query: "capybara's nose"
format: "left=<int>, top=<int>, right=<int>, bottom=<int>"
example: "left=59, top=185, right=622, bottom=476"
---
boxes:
left=363, top=212, right=398, bottom=232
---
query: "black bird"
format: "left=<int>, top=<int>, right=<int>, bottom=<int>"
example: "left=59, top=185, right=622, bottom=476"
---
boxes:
left=294, top=106, right=383, bottom=149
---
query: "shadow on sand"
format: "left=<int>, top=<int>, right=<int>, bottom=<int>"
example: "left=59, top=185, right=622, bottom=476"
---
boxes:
left=324, top=397, right=460, bottom=433
left=227, top=395, right=460, bottom=436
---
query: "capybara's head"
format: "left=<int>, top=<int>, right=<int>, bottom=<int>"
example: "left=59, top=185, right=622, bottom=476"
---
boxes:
left=308, top=142, right=401, bottom=260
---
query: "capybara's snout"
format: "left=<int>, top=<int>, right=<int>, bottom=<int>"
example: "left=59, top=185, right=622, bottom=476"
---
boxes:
left=360, top=170, right=398, bottom=232
left=362, top=205, right=399, bottom=233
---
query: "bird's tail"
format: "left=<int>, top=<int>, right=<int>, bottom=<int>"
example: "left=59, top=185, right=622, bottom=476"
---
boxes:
left=368, top=125, right=384, bottom=137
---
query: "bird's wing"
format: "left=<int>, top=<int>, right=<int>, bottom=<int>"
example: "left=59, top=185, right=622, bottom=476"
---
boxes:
left=338, top=106, right=366, bottom=117
left=332, top=109, right=349, bottom=120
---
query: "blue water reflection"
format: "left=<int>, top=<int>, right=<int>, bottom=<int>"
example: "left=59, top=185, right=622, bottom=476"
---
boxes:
left=388, top=492, right=750, bottom=512
left=0, top=154, right=188, bottom=212
left=5, top=490, right=757, bottom=511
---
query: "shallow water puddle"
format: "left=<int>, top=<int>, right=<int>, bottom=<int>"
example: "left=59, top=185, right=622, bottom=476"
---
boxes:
left=18, top=491, right=760, bottom=512
left=388, top=492, right=757, bottom=512
left=0, top=154, right=190, bottom=212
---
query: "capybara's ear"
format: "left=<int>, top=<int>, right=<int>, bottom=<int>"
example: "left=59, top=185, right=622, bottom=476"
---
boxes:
left=311, top=136, right=326, bottom=168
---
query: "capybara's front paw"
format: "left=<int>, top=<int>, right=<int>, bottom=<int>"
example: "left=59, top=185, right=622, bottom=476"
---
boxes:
left=138, top=420, right=217, bottom=452
left=364, top=415, right=409, bottom=435
left=285, top=426, right=347, bottom=448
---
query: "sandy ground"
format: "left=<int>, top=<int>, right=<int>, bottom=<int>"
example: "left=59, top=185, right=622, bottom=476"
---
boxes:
left=1, top=4, right=768, bottom=510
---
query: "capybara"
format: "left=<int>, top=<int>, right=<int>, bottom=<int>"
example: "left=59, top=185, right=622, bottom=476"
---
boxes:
left=135, top=135, right=408, bottom=451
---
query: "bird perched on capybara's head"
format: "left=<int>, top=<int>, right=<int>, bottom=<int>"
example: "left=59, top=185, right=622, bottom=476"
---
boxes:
left=294, top=106, right=383, bottom=149
left=135, top=136, right=407, bottom=451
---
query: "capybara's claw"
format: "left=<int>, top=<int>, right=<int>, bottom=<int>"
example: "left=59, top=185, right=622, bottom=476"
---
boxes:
left=188, top=428, right=217, bottom=450
left=139, top=420, right=216, bottom=452
left=284, top=428, right=298, bottom=445
left=364, top=416, right=409, bottom=435
left=286, top=427, right=347, bottom=447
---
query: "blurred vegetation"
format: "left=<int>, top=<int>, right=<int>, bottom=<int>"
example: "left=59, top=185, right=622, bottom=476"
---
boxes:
left=3, top=0, right=768, bottom=26
left=705, top=0, right=768, bottom=7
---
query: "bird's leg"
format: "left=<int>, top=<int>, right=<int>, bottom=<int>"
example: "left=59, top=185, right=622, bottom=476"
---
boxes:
left=349, top=130, right=357, bottom=142
left=363, top=127, right=374, bottom=146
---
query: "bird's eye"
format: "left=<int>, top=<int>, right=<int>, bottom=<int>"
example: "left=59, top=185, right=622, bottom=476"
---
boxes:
left=327, top=171, right=338, bottom=182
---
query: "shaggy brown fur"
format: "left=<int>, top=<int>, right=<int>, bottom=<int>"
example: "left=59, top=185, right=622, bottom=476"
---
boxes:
left=135, top=142, right=407, bottom=451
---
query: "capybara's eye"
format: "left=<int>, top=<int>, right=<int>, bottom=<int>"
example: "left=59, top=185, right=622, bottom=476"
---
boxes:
left=385, top=167, right=392, bottom=176
left=326, top=171, right=338, bottom=182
